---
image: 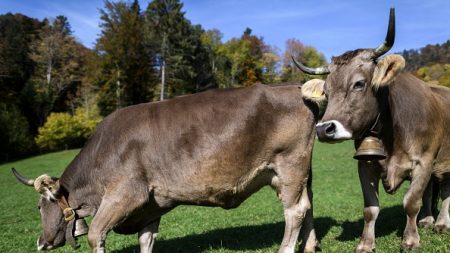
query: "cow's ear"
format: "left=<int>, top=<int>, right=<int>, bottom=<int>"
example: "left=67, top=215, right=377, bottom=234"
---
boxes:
left=301, top=79, right=327, bottom=116
left=372, top=54, right=405, bottom=89
left=301, top=79, right=326, bottom=104
left=34, top=175, right=61, bottom=200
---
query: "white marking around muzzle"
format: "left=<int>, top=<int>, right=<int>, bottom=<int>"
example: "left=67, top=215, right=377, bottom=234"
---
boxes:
left=37, top=238, right=44, bottom=251
left=317, top=120, right=352, bottom=140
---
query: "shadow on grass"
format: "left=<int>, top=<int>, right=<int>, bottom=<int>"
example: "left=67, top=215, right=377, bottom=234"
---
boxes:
left=337, top=205, right=406, bottom=242
left=112, top=217, right=337, bottom=253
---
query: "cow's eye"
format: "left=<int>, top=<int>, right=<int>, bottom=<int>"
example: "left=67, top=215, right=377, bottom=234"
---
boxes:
left=353, top=80, right=366, bottom=90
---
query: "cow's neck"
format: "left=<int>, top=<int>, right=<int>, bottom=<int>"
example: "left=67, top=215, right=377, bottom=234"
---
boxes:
left=378, top=73, right=443, bottom=170
left=59, top=166, right=100, bottom=218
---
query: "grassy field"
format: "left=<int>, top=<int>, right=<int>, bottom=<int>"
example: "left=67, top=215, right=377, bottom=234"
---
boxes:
left=1, top=141, right=450, bottom=253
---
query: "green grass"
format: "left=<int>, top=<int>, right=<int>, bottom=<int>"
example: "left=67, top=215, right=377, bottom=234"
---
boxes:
left=1, top=142, right=450, bottom=252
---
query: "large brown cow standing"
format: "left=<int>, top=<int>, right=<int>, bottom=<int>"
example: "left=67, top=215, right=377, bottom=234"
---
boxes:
left=13, top=83, right=323, bottom=253
left=294, top=8, right=450, bottom=253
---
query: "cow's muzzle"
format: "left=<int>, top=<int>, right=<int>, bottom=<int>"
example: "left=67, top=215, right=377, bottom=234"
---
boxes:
left=316, top=120, right=352, bottom=142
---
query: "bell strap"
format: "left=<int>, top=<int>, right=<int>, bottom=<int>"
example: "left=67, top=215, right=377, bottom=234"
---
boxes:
left=369, top=113, right=382, bottom=136
left=57, top=194, right=80, bottom=249
left=57, top=195, right=75, bottom=221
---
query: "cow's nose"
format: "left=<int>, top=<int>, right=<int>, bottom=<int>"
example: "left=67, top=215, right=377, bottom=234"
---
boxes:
left=316, top=122, right=336, bottom=141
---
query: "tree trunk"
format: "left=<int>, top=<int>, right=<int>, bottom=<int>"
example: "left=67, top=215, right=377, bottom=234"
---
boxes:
left=160, top=59, right=165, bottom=101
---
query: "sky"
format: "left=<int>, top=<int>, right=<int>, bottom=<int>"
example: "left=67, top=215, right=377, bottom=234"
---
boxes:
left=2, top=0, right=449, bottom=61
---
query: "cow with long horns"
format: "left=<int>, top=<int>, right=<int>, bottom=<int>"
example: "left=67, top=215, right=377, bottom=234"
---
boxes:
left=294, top=8, right=450, bottom=252
left=12, top=82, right=324, bottom=253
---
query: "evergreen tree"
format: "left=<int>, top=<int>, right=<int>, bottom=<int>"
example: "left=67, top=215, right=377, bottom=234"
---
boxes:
left=145, top=0, right=212, bottom=99
left=96, top=0, right=157, bottom=115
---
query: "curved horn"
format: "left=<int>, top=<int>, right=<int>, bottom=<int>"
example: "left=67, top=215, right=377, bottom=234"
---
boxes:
left=11, top=168, right=34, bottom=186
left=373, top=8, right=395, bottom=58
left=291, top=56, right=330, bottom=75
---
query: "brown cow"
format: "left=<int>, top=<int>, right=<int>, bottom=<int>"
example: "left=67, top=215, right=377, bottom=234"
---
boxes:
left=13, top=82, right=323, bottom=253
left=293, top=8, right=450, bottom=253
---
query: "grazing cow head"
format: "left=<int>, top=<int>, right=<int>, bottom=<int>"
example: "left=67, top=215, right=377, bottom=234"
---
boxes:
left=12, top=168, right=73, bottom=251
left=293, top=8, right=405, bottom=142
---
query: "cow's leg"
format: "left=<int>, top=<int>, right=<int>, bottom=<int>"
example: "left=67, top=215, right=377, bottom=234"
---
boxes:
left=356, top=161, right=381, bottom=253
left=87, top=182, right=148, bottom=253
left=299, top=176, right=318, bottom=253
left=278, top=183, right=311, bottom=253
left=434, top=180, right=450, bottom=233
left=87, top=201, right=119, bottom=253
left=138, top=218, right=161, bottom=253
left=418, top=179, right=435, bottom=229
left=272, top=157, right=312, bottom=253
left=401, top=167, right=431, bottom=250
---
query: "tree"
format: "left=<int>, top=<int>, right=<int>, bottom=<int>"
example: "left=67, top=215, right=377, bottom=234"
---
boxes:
left=145, top=0, right=213, bottom=99
left=217, top=28, right=279, bottom=87
left=281, top=38, right=327, bottom=83
left=35, top=107, right=102, bottom=150
left=400, top=40, right=450, bottom=87
left=261, top=48, right=281, bottom=84
left=0, top=102, right=33, bottom=160
left=96, top=0, right=157, bottom=115
left=24, top=16, right=88, bottom=127
left=401, top=40, right=450, bottom=71
left=0, top=13, right=39, bottom=103
left=415, top=64, right=450, bottom=87
left=0, top=13, right=41, bottom=159
left=201, top=29, right=223, bottom=75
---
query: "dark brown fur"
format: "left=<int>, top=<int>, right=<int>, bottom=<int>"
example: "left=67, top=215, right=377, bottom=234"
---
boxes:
left=331, top=49, right=371, bottom=65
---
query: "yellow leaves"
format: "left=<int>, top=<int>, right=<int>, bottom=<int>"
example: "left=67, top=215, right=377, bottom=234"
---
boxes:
left=415, top=64, right=450, bottom=87
left=35, top=107, right=102, bottom=150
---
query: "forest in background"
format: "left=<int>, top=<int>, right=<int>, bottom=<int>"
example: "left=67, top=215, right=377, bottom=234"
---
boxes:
left=0, top=0, right=449, bottom=161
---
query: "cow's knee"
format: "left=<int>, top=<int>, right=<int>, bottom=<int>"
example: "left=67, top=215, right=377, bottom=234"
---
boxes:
left=363, top=206, right=379, bottom=223
left=286, top=187, right=311, bottom=221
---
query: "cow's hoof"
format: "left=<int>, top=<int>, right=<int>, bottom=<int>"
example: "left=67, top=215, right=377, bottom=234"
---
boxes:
left=401, top=240, right=420, bottom=251
left=418, top=216, right=434, bottom=229
left=355, top=244, right=374, bottom=253
left=303, top=239, right=320, bottom=253
left=434, top=223, right=450, bottom=234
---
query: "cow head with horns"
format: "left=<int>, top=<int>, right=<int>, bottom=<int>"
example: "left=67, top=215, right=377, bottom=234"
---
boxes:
left=12, top=168, right=88, bottom=251
left=294, top=8, right=405, bottom=143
